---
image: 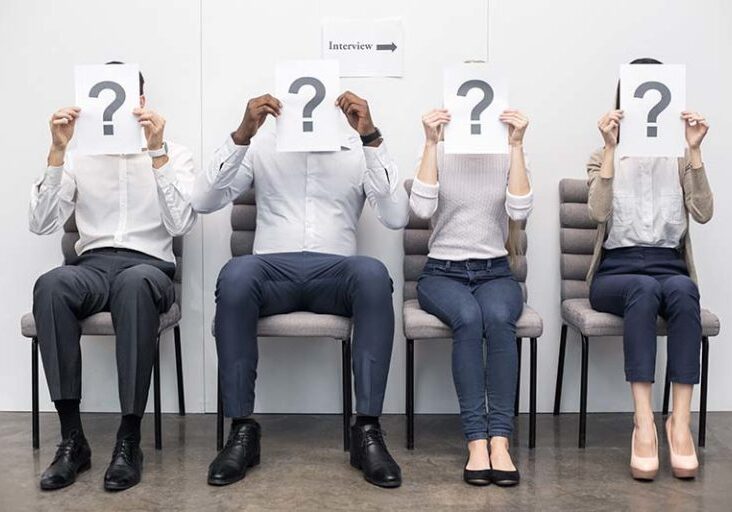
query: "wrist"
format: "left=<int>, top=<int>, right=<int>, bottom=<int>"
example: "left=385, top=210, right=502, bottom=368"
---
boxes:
left=424, top=140, right=438, bottom=148
left=232, top=127, right=253, bottom=146
left=147, top=141, right=163, bottom=151
left=48, top=145, right=66, bottom=167
left=509, top=141, right=524, bottom=149
left=358, top=122, right=377, bottom=137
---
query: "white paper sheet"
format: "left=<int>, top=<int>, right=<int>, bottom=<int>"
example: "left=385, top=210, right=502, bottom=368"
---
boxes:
left=443, top=64, right=509, bottom=155
left=276, top=60, right=341, bottom=152
left=322, top=17, right=403, bottom=77
left=73, top=64, right=143, bottom=155
left=619, top=64, right=686, bottom=157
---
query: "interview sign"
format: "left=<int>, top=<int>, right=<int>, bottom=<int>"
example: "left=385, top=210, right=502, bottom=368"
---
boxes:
left=322, top=17, right=403, bottom=77
left=619, top=64, right=686, bottom=158
left=73, top=64, right=142, bottom=155
left=443, top=64, right=509, bottom=155
left=276, top=59, right=341, bottom=152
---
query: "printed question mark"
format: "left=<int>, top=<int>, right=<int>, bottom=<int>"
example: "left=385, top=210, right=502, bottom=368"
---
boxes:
left=288, top=77, right=326, bottom=132
left=633, top=81, right=671, bottom=138
left=457, top=80, right=494, bottom=135
left=89, top=81, right=126, bottom=136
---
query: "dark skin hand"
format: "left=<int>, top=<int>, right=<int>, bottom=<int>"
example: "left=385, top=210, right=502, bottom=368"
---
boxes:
left=232, top=94, right=282, bottom=145
left=336, top=91, right=382, bottom=147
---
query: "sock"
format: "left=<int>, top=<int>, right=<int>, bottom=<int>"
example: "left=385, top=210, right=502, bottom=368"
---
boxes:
left=232, top=417, right=256, bottom=429
left=355, top=415, right=380, bottom=428
left=54, top=399, right=83, bottom=439
left=116, top=414, right=142, bottom=443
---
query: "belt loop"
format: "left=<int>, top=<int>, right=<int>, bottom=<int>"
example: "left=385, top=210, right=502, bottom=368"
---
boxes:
left=445, top=261, right=451, bottom=270
left=486, top=259, right=492, bottom=270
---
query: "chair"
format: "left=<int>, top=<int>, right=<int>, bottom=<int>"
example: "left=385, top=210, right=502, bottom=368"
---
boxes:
left=553, top=178, right=721, bottom=448
left=20, top=214, right=186, bottom=450
left=402, top=179, right=543, bottom=449
left=215, top=189, right=354, bottom=452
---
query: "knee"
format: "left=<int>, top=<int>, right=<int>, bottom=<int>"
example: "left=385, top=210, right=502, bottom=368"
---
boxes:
left=453, top=303, right=483, bottom=336
left=663, top=276, right=699, bottom=302
left=347, top=257, right=392, bottom=296
left=113, top=265, right=162, bottom=298
left=482, top=303, right=518, bottom=334
left=33, top=267, right=74, bottom=301
left=215, top=257, right=263, bottom=305
left=628, top=276, right=662, bottom=304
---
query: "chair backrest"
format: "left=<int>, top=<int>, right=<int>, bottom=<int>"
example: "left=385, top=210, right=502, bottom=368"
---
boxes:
left=230, top=189, right=257, bottom=257
left=558, top=178, right=598, bottom=301
left=61, top=215, right=184, bottom=302
left=402, top=179, right=528, bottom=302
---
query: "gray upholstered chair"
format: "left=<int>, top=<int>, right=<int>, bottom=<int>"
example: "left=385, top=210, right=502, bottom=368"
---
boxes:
left=20, top=214, right=186, bottom=450
left=554, top=178, right=720, bottom=448
left=215, top=190, right=354, bottom=452
left=402, top=179, right=543, bottom=449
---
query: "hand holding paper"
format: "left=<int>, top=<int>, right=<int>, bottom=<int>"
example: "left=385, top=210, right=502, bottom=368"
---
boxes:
left=233, top=95, right=282, bottom=146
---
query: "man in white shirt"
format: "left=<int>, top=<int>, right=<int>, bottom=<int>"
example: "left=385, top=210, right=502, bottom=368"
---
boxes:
left=30, top=63, right=197, bottom=492
left=193, top=92, right=408, bottom=488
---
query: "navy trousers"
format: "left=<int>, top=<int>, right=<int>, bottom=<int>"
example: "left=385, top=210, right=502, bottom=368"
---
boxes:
left=590, top=247, right=701, bottom=384
left=214, top=252, right=395, bottom=418
left=416, top=257, right=523, bottom=440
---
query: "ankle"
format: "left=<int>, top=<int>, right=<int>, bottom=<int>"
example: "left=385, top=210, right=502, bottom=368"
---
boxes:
left=355, top=415, right=380, bottom=428
left=669, top=413, right=691, bottom=429
left=116, top=414, right=142, bottom=442
left=490, top=436, right=510, bottom=452
left=633, top=412, right=655, bottom=428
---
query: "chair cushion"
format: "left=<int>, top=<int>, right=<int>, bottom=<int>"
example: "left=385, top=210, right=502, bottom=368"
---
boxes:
left=21, top=304, right=181, bottom=338
left=561, top=298, right=721, bottom=337
left=402, top=299, right=543, bottom=340
left=211, top=312, right=352, bottom=340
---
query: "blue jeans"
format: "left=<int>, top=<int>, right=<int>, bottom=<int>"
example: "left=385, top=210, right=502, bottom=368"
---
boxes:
left=214, top=252, right=395, bottom=418
left=417, top=256, right=523, bottom=440
left=590, top=247, right=701, bottom=384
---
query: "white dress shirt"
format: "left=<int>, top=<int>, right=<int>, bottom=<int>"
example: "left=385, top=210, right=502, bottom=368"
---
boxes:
left=604, top=155, right=687, bottom=250
left=192, top=128, right=409, bottom=256
left=29, top=141, right=197, bottom=263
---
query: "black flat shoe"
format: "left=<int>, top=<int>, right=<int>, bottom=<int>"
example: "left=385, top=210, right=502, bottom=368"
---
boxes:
left=350, top=424, right=402, bottom=488
left=208, top=421, right=261, bottom=486
left=40, top=430, right=92, bottom=491
left=491, top=467, right=520, bottom=487
left=104, top=438, right=143, bottom=491
left=463, top=457, right=492, bottom=486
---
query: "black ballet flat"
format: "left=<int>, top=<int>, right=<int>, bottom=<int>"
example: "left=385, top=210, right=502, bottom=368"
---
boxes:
left=463, top=458, right=491, bottom=486
left=491, top=467, right=520, bottom=487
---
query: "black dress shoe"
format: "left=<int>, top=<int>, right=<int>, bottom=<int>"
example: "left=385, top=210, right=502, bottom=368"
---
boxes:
left=40, top=430, right=91, bottom=491
left=491, top=467, right=520, bottom=486
left=208, top=421, right=261, bottom=486
left=350, top=423, right=402, bottom=488
left=104, top=438, right=143, bottom=491
left=463, top=457, right=492, bottom=486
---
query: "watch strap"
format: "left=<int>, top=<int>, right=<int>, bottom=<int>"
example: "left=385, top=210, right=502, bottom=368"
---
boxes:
left=360, top=128, right=382, bottom=146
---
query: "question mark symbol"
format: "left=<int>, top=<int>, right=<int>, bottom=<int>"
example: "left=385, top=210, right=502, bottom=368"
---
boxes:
left=288, top=77, right=326, bottom=132
left=89, top=81, right=126, bottom=136
left=457, top=80, right=494, bottom=135
left=633, top=81, right=671, bottom=138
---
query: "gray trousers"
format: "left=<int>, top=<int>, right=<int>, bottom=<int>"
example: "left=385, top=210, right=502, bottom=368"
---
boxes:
left=33, top=248, right=176, bottom=416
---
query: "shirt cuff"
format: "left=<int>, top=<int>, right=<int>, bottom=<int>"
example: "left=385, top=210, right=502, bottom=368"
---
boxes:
left=411, top=177, right=439, bottom=198
left=42, top=166, right=64, bottom=187
left=363, top=141, right=390, bottom=170
left=152, top=161, right=176, bottom=188
left=505, top=188, right=533, bottom=209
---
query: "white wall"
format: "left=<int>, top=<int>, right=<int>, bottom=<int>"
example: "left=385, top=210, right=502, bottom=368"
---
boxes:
left=1, top=0, right=730, bottom=416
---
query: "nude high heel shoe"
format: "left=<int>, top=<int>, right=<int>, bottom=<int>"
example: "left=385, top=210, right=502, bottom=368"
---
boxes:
left=630, top=425, right=659, bottom=481
left=666, top=418, right=699, bottom=479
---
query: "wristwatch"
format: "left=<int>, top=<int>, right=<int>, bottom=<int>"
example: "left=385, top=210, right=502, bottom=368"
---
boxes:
left=148, top=141, right=168, bottom=158
left=360, top=128, right=382, bottom=146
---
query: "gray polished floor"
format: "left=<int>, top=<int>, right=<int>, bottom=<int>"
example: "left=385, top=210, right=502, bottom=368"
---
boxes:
left=1, top=412, right=731, bottom=511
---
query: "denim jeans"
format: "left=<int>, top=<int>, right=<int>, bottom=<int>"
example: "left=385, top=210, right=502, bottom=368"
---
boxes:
left=590, top=247, right=701, bottom=384
left=417, top=256, right=523, bottom=440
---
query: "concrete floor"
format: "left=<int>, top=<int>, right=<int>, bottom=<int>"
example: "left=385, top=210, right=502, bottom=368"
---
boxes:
left=1, top=413, right=732, bottom=511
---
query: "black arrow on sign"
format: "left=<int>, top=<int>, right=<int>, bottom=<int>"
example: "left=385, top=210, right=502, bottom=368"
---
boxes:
left=376, top=42, right=397, bottom=52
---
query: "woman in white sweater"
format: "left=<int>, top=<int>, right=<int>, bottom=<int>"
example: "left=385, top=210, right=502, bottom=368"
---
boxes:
left=409, top=108, right=533, bottom=486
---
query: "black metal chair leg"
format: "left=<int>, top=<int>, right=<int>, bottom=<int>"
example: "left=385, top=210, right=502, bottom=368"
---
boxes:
left=699, top=336, right=709, bottom=448
left=553, top=324, right=568, bottom=415
left=406, top=338, right=415, bottom=450
left=153, top=339, right=162, bottom=450
left=529, top=337, right=537, bottom=449
left=32, top=338, right=39, bottom=450
left=216, top=374, right=224, bottom=451
left=579, top=335, right=589, bottom=449
left=514, top=338, right=522, bottom=417
left=662, top=362, right=670, bottom=416
left=341, top=338, right=352, bottom=451
left=173, top=326, right=185, bottom=416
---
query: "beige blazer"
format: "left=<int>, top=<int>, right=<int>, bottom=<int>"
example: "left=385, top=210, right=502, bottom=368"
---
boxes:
left=585, top=149, right=714, bottom=285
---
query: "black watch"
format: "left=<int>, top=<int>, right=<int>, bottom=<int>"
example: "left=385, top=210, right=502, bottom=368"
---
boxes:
left=360, top=128, right=382, bottom=146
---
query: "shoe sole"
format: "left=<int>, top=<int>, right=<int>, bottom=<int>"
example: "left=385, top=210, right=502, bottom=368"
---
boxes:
left=492, top=479, right=520, bottom=487
left=40, top=459, right=91, bottom=491
left=671, top=467, right=698, bottom=480
left=630, top=467, right=658, bottom=481
left=207, top=455, right=260, bottom=487
left=464, top=478, right=491, bottom=487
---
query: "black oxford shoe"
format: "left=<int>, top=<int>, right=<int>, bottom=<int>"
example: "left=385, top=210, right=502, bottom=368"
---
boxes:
left=103, top=438, right=143, bottom=491
left=208, top=421, right=261, bottom=486
left=350, top=423, right=402, bottom=488
left=40, top=430, right=92, bottom=491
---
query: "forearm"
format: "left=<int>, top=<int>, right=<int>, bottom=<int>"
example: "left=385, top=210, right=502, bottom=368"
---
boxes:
left=191, top=137, right=251, bottom=213
left=506, top=144, right=530, bottom=196
left=153, top=158, right=197, bottom=236
left=29, top=166, right=71, bottom=234
left=416, top=143, right=438, bottom=185
left=364, top=142, right=408, bottom=229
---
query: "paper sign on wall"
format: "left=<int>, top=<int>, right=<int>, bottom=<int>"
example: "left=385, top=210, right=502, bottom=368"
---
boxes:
left=276, top=60, right=341, bottom=152
left=73, top=64, right=142, bottom=155
left=443, top=64, right=509, bottom=155
left=322, top=18, right=403, bottom=77
left=619, top=64, right=686, bottom=157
